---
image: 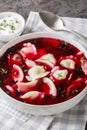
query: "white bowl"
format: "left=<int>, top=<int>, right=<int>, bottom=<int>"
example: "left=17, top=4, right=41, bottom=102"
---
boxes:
left=0, top=12, right=25, bottom=42
left=0, top=32, right=87, bottom=115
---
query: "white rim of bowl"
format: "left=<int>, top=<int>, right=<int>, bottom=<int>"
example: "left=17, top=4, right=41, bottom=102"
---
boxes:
left=0, top=32, right=87, bottom=108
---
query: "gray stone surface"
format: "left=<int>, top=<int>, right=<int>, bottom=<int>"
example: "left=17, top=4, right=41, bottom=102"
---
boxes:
left=0, top=0, right=87, bottom=20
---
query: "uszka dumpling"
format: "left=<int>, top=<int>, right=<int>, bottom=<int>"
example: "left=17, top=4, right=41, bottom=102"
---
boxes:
left=28, top=65, right=49, bottom=81
left=50, top=66, right=68, bottom=82
left=59, top=56, right=76, bottom=70
left=36, top=53, right=56, bottom=68
left=60, top=59, right=75, bottom=69
left=20, top=91, right=45, bottom=104
left=19, top=42, right=37, bottom=59
left=42, top=77, right=57, bottom=97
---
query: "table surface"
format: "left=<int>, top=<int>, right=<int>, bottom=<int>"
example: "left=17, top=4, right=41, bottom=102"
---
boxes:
left=0, top=0, right=87, bottom=20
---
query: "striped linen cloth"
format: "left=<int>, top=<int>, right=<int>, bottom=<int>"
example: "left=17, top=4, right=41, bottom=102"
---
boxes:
left=0, top=11, right=87, bottom=130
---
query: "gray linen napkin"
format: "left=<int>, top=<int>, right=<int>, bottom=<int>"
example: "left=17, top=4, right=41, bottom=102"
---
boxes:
left=0, top=11, right=87, bottom=130
left=25, top=11, right=87, bottom=49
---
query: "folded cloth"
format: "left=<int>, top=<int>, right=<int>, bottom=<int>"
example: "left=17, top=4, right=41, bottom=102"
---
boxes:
left=26, top=11, right=87, bottom=36
left=25, top=11, right=87, bottom=49
left=0, top=11, right=87, bottom=130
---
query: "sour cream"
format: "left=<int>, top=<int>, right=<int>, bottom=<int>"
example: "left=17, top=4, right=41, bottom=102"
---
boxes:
left=0, top=16, right=21, bottom=35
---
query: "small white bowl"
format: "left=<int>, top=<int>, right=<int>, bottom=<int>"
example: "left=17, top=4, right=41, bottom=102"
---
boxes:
left=0, top=12, right=25, bottom=42
left=0, top=32, right=87, bottom=115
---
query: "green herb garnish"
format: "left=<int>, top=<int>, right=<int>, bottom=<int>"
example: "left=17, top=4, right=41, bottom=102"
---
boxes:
left=0, top=68, right=7, bottom=74
left=57, top=73, right=62, bottom=78
left=75, top=67, right=82, bottom=72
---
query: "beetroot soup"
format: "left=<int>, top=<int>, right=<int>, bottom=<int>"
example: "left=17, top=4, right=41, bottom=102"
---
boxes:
left=0, top=37, right=87, bottom=105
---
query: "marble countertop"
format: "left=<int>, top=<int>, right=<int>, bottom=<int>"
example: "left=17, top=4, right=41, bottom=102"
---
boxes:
left=0, top=0, right=87, bottom=20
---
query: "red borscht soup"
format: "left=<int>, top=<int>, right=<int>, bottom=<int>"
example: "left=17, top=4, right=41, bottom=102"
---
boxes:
left=0, top=38, right=87, bottom=105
